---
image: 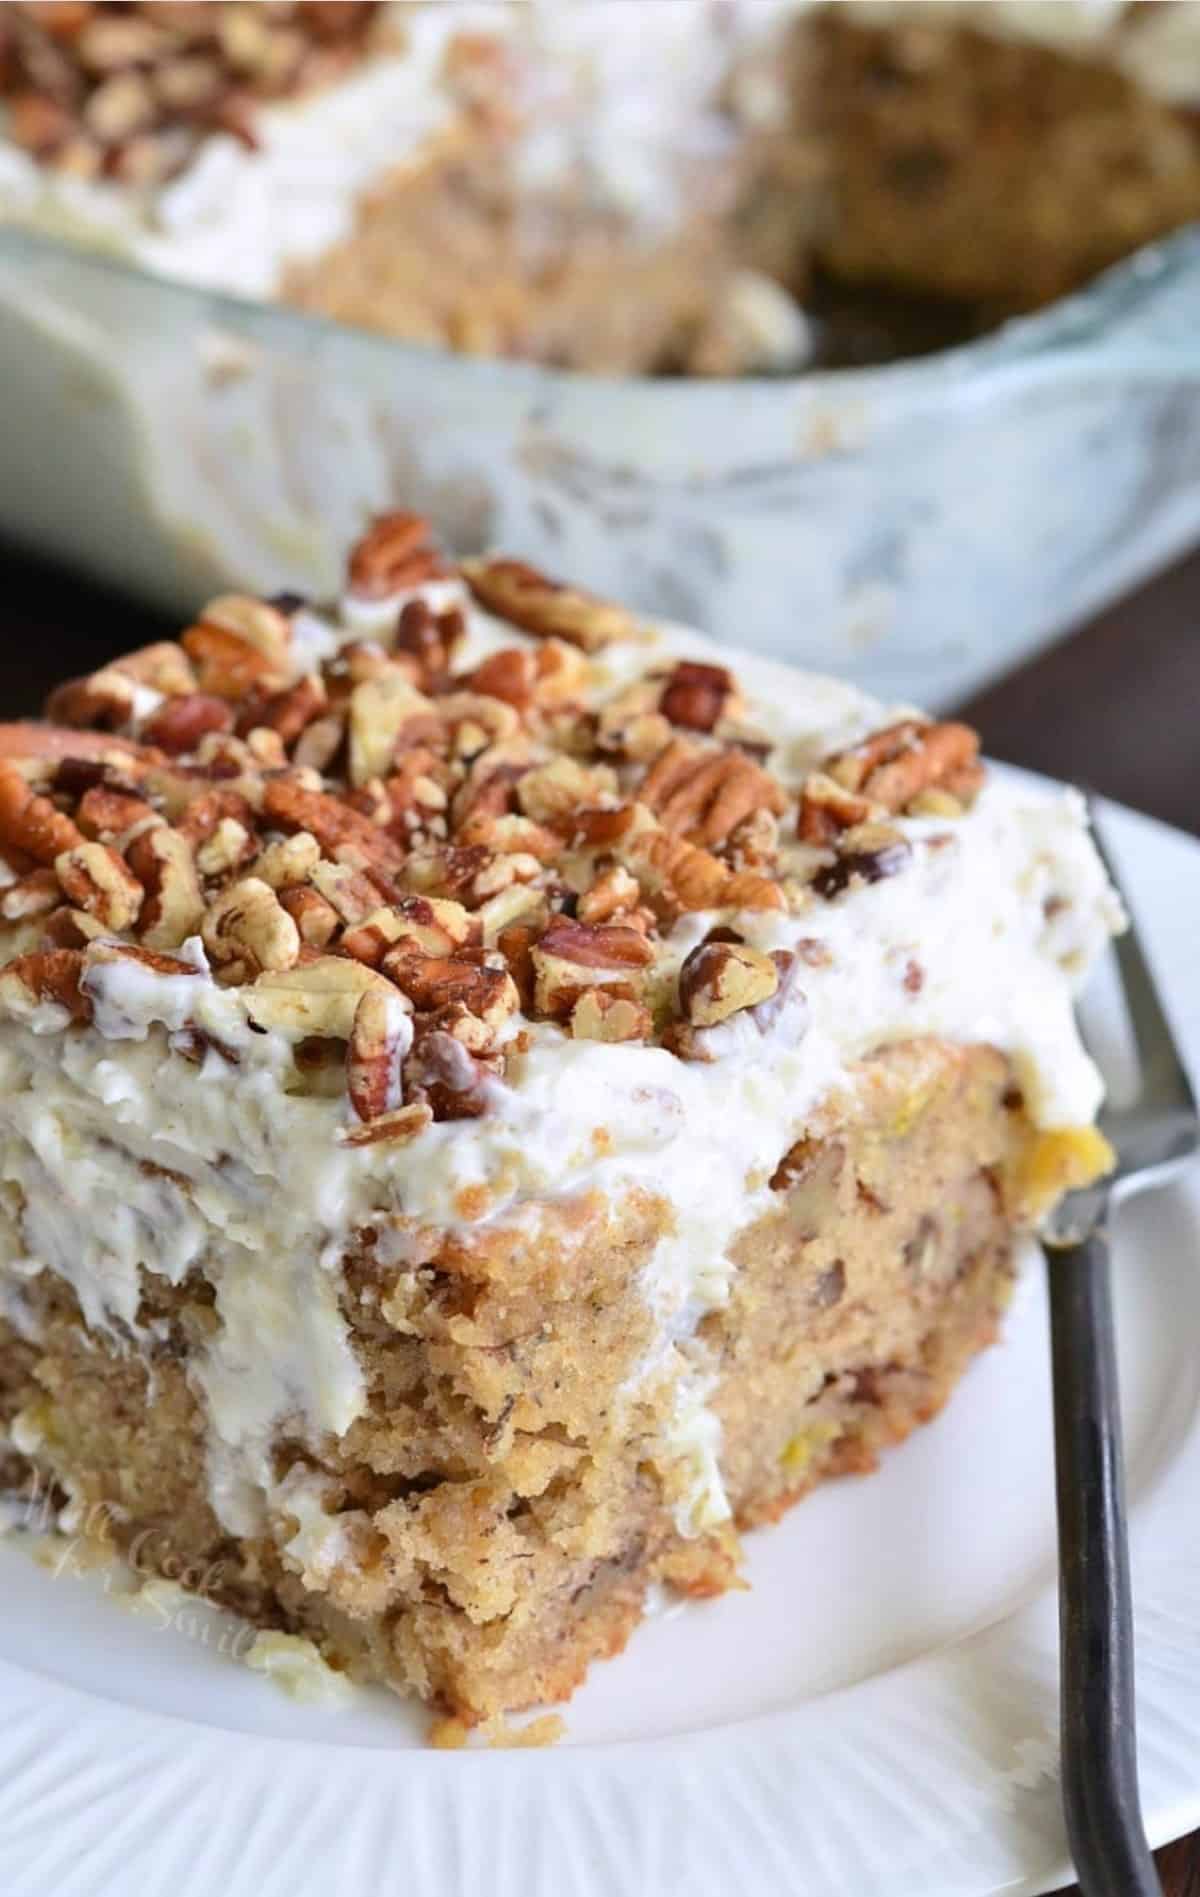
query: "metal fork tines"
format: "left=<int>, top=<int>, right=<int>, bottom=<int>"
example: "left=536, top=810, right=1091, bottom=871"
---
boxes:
left=1044, top=803, right=1199, bottom=1897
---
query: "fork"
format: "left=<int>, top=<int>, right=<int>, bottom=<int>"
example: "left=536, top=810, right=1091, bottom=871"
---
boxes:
left=1042, top=805, right=1199, bottom=1897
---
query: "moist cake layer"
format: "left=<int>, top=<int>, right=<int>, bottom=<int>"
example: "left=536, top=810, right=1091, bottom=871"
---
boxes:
left=0, top=521, right=1118, bottom=1715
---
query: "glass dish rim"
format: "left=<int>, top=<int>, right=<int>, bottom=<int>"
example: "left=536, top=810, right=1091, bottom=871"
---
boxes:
left=1, top=215, right=1198, bottom=406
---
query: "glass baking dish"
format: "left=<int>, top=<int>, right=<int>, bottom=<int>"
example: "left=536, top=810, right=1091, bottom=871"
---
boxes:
left=0, top=220, right=1197, bottom=708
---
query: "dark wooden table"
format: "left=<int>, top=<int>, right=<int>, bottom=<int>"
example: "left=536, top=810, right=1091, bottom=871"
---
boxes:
left=0, top=537, right=1197, bottom=1896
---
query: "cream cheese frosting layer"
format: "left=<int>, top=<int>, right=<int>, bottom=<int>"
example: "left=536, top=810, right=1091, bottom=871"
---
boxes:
left=0, top=586, right=1120, bottom=1537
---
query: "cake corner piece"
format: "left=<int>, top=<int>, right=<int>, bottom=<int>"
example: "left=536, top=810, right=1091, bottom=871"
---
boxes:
left=0, top=518, right=1119, bottom=1721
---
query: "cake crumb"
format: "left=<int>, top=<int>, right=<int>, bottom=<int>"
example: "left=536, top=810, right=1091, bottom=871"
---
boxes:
left=428, top=1711, right=566, bottom=1750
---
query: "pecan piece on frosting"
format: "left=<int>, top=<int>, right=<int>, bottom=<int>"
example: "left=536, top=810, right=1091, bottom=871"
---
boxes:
left=0, top=949, right=91, bottom=1023
left=530, top=918, right=654, bottom=1021
left=796, top=772, right=875, bottom=845
left=812, top=822, right=912, bottom=900
left=659, top=660, right=733, bottom=733
left=570, top=990, right=651, bottom=1044
left=639, top=739, right=785, bottom=848
left=824, top=720, right=984, bottom=815
left=460, top=556, right=638, bottom=653
left=346, top=986, right=413, bottom=1123
left=347, top=512, right=448, bottom=598
left=677, top=940, right=780, bottom=1028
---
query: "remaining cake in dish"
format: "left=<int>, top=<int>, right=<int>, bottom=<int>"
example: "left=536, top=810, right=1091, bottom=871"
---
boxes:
left=0, top=520, right=1119, bottom=1719
left=2, top=3, right=1199, bottom=373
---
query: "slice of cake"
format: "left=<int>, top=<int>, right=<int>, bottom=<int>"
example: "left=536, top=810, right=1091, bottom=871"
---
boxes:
left=4, top=4, right=1200, bottom=373
left=0, top=520, right=1119, bottom=1720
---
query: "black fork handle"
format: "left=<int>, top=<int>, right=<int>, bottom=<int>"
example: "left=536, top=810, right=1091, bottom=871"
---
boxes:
left=1047, top=1225, right=1162, bottom=1896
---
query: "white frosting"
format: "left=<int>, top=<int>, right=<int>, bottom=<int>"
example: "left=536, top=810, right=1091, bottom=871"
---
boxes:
left=0, top=593, right=1120, bottom=1542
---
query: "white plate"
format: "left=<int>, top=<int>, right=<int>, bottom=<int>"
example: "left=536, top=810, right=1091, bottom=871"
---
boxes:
left=2, top=793, right=1198, bottom=1897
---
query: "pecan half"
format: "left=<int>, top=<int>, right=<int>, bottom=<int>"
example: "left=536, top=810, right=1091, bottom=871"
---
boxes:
left=639, top=739, right=785, bottom=847
left=823, top=720, right=984, bottom=815
left=460, top=556, right=638, bottom=652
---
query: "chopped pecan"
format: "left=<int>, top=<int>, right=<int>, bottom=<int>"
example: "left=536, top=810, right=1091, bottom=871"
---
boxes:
left=244, top=955, right=391, bottom=1038
left=202, top=878, right=300, bottom=977
left=639, top=739, right=785, bottom=847
left=176, top=787, right=257, bottom=848
left=346, top=986, right=413, bottom=1122
left=293, top=713, right=346, bottom=775
left=252, top=831, right=322, bottom=890
left=823, top=720, right=984, bottom=815
left=309, top=859, right=391, bottom=926
left=811, top=822, right=912, bottom=900
left=54, top=841, right=143, bottom=932
left=576, top=864, right=643, bottom=926
left=406, top=1024, right=496, bottom=1121
left=460, top=556, right=638, bottom=653
left=0, top=948, right=90, bottom=1023
left=76, top=783, right=156, bottom=841
left=796, top=772, right=874, bottom=845
left=570, top=990, right=651, bottom=1043
left=677, top=940, right=779, bottom=1028
left=237, top=672, right=327, bottom=747
left=516, top=756, right=614, bottom=827
left=347, top=512, right=448, bottom=598
left=143, top=693, right=234, bottom=756
left=261, top=778, right=408, bottom=877
left=347, top=669, right=433, bottom=787
left=125, top=825, right=205, bottom=951
left=0, top=762, right=82, bottom=864
left=45, top=666, right=137, bottom=730
left=381, top=950, right=517, bottom=1032
left=531, top=919, right=652, bottom=1021
left=0, top=867, right=61, bottom=921
left=194, top=816, right=256, bottom=879
left=463, top=647, right=536, bottom=711
left=341, top=895, right=476, bottom=966
left=277, top=884, right=341, bottom=950
left=393, top=597, right=464, bottom=689
left=618, top=822, right=784, bottom=917
left=182, top=595, right=291, bottom=698
left=659, top=660, right=733, bottom=733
